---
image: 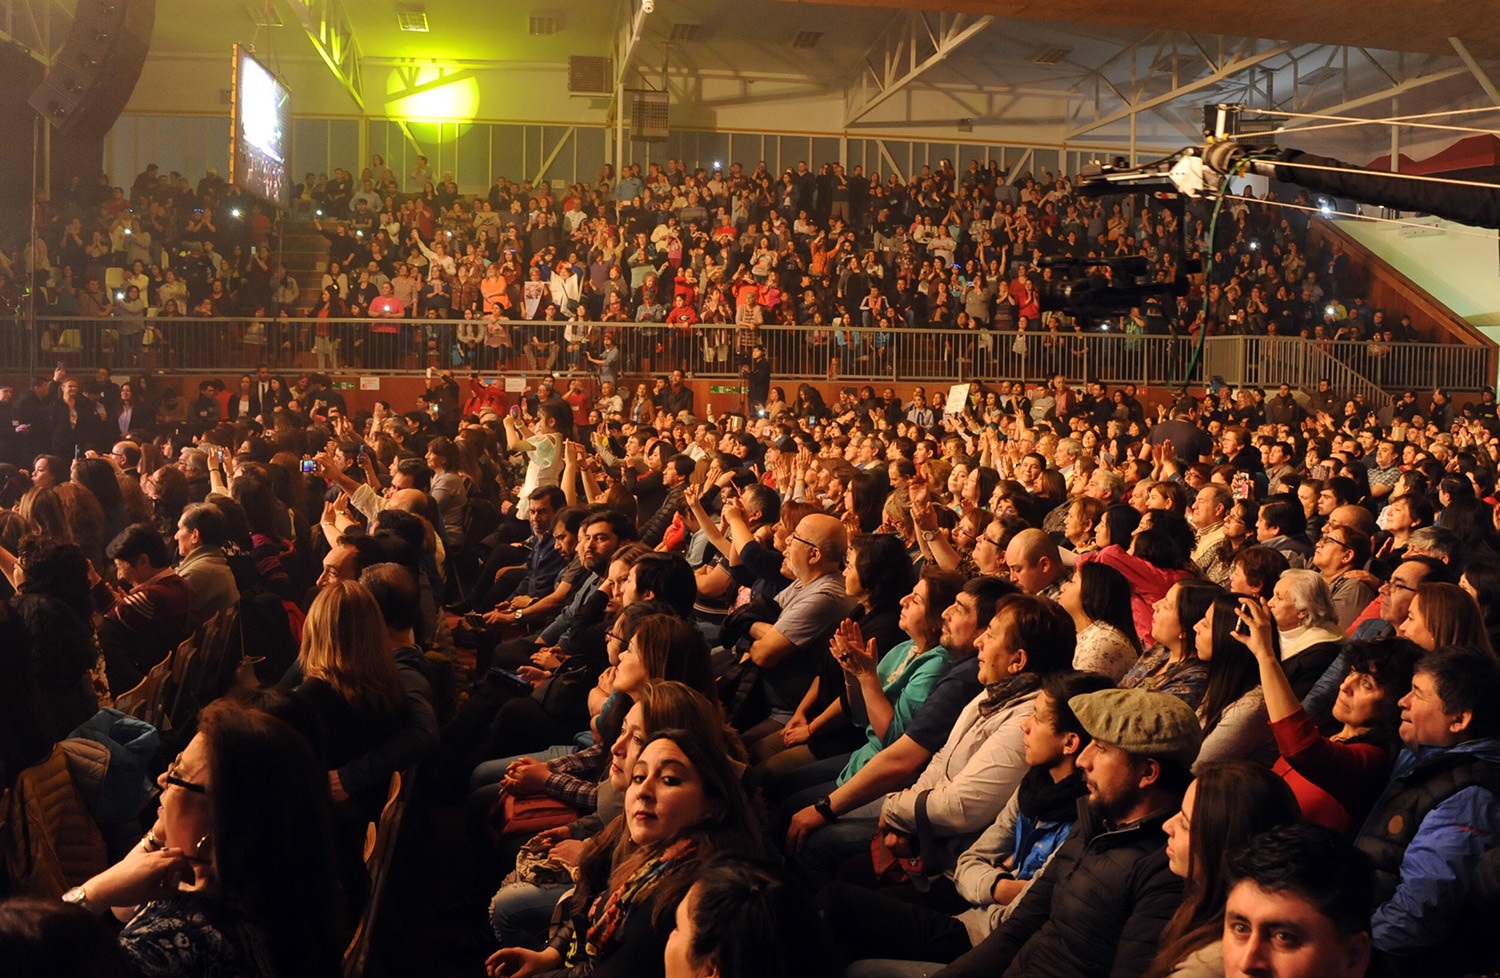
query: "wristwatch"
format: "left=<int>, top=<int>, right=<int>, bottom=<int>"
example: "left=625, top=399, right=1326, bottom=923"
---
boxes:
left=513, top=609, right=524, bottom=622
left=920, top=529, right=938, bottom=542
left=813, top=795, right=838, bottom=823
left=62, top=886, right=93, bottom=912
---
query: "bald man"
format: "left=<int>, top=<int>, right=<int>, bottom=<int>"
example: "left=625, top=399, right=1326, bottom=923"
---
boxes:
left=386, top=487, right=431, bottom=513
left=1004, top=527, right=1067, bottom=599
left=741, top=513, right=857, bottom=737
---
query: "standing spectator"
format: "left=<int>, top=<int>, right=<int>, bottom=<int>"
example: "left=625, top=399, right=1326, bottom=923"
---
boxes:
left=587, top=332, right=621, bottom=388
left=742, top=344, right=770, bottom=413
left=366, top=281, right=405, bottom=369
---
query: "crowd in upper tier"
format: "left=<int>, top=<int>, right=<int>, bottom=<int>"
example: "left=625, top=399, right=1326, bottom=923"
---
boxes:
left=0, top=146, right=1435, bottom=382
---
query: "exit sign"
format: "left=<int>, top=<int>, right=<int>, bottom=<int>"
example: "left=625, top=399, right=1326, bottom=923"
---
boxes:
left=709, top=385, right=739, bottom=394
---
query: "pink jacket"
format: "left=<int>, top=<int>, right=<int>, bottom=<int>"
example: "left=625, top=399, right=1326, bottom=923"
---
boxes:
left=1077, top=545, right=1193, bottom=648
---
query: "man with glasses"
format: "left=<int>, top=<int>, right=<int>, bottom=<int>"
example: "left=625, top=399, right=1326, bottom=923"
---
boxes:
left=110, top=440, right=142, bottom=480
left=1312, top=525, right=1376, bottom=631
left=1356, top=555, right=1451, bottom=642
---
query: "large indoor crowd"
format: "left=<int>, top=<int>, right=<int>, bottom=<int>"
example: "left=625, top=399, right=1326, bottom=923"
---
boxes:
left=2, top=308, right=1500, bottom=978
left=0, top=136, right=1495, bottom=978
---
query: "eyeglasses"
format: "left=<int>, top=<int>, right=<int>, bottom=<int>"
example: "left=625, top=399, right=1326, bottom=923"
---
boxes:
left=789, top=533, right=820, bottom=550
left=1381, top=579, right=1419, bottom=594
left=164, top=754, right=208, bottom=795
left=1316, top=536, right=1352, bottom=551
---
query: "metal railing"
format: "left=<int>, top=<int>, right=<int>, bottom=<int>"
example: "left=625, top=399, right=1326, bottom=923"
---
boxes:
left=5, top=316, right=1494, bottom=394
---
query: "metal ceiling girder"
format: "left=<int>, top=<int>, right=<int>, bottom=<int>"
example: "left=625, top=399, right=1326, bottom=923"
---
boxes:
left=3, top=0, right=70, bottom=65
left=533, top=126, right=576, bottom=186
left=1064, top=39, right=1297, bottom=141
left=1277, top=63, right=1476, bottom=132
left=844, top=10, right=995, bottom=128
left=282, top=0, right=364, bottom=109
left=1449, top=36, right=1500, bottom=108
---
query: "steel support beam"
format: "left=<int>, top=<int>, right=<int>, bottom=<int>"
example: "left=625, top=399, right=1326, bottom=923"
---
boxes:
left=1065, top=40, right=1297, bottom=141
left=283, top=0, right=364, bottom=109
left=1450, top=36, right=1500, bottom=107
left=1277, top=65, right=1473, bottom=133
left=844, top=11, right=994, bottom=128
left=3, top=0, right=70, bottom=65
left=873, top=139, right=904, bottom=183
left=533, top=127, right=576, bottom=186
left=609, top=0, right=654, bottom=191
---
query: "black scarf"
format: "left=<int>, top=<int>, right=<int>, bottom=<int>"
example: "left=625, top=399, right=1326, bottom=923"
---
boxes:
left=1016, top=766, right=1087, bottom=824
left=976, top=671, right=1042, bottom=718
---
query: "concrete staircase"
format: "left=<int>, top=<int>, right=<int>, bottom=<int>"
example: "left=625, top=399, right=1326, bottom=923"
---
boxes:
left=278, top=217, right=330, bottom=314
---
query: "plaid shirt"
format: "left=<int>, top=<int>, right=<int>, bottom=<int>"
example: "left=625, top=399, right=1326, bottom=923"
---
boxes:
left=543, top=742, right=606, bottom=812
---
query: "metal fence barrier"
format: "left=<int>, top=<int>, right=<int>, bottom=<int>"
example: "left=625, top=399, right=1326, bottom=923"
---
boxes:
left=7, top=315, right=1494, bottom=394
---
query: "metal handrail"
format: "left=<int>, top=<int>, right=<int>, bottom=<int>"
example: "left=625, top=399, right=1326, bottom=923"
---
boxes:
left=7, top=316, right=1494, bottom=393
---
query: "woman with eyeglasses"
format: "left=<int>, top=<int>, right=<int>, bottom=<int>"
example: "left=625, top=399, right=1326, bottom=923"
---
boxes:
left=1219, top=498, right=1258, bottom=558
left=68, top=698, right=340, bottom=978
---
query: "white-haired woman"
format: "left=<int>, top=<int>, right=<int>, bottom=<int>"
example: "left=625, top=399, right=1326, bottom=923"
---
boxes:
left=1265, top=568, right=1344, bottom=698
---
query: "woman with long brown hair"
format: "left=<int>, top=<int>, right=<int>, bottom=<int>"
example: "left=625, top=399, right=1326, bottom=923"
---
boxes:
left=485, top=722, right=762, bottom=978
left=1143, top=761, right=1301, bottom=978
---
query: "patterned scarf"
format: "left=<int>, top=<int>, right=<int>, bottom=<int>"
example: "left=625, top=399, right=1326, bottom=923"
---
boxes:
left=976, top=671, right=1042, bottom=718
left=574, top=837, right=697, bottom=964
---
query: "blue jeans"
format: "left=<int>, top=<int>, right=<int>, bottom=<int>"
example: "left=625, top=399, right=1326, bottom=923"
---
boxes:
left=489, top=880, right=568, bottom=946
left=788, top=797, right=883, bottom=888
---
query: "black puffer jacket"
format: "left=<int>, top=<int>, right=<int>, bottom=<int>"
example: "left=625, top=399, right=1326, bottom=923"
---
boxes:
left=935, top=797, right=1183, bottom=978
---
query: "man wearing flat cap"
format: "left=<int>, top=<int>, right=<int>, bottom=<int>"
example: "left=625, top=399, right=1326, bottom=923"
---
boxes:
left=934, top=687, right=1201, bottom=978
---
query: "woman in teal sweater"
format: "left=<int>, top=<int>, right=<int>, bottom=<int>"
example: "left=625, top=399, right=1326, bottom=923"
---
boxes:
left=831, top=566, right=967, bottom=786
